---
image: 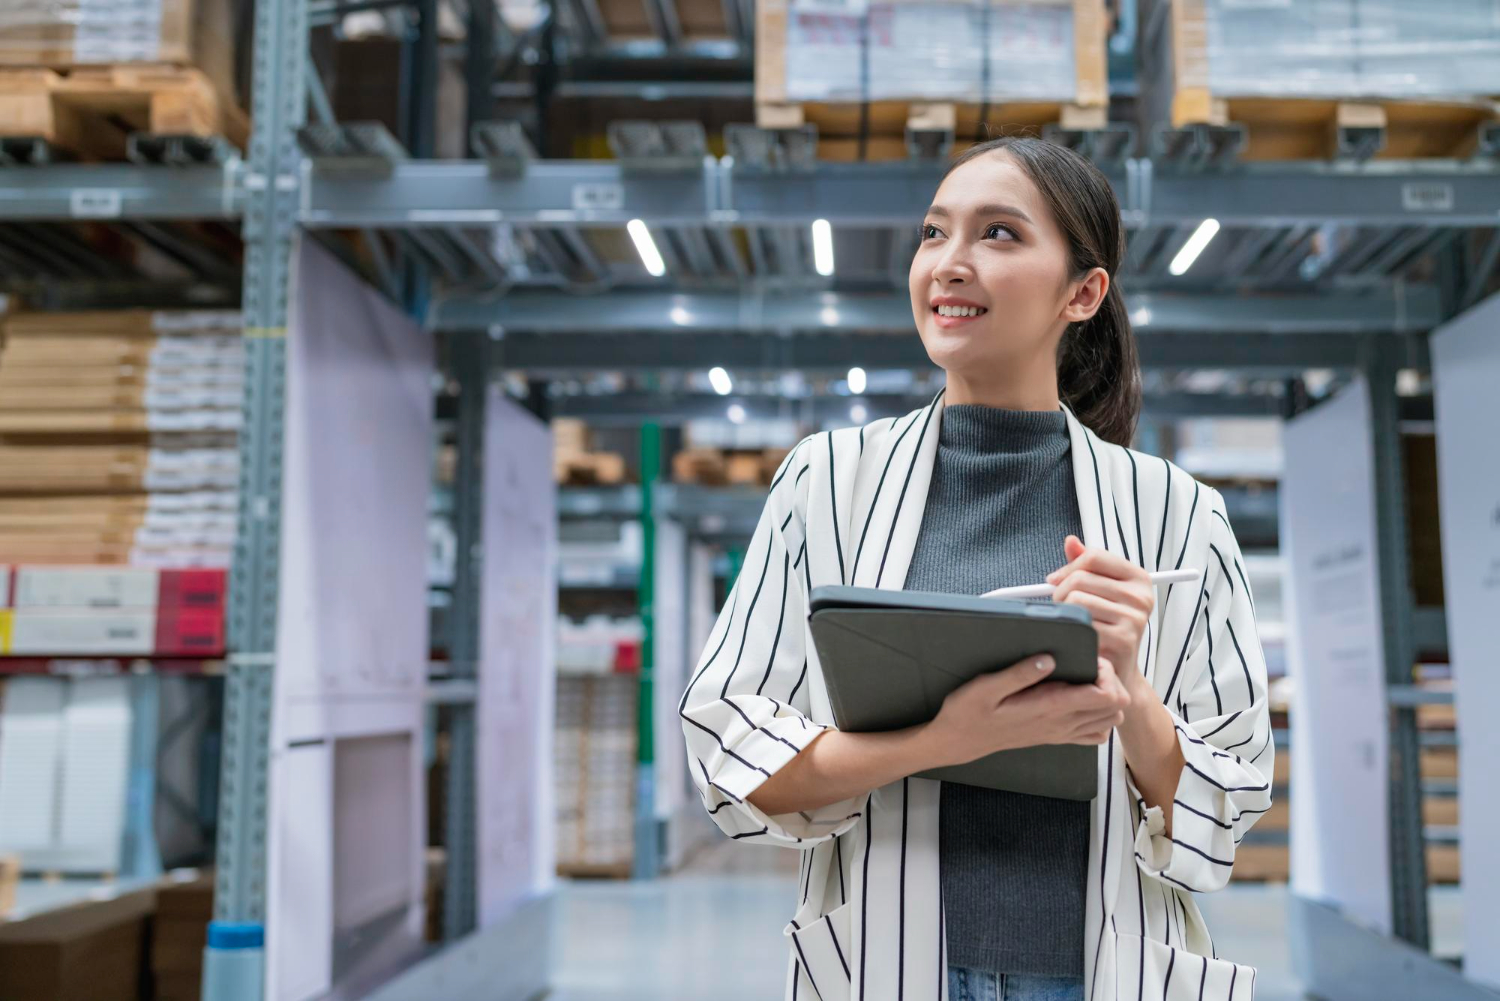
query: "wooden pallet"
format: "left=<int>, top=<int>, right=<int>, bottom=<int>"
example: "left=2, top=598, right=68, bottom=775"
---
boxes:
left=756, top=99, right=1108, bottom=162
left=1171, top=95, right=1499, bottom=162
left=754, top=0, right=1108, bottom=162
left=0, top=65, right=249, bottom=160
left=554, top=450, right=628, bottom=486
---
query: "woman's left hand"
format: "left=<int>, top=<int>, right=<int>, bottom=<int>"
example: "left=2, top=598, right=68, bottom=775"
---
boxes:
left=1046, top=535, right=1154, bottom=682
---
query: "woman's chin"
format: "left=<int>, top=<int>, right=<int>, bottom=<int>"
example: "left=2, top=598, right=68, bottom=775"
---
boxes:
left=918, top=327, right=993, bottom=372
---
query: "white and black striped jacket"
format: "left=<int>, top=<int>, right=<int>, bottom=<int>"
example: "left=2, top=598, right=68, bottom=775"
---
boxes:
left=679, top=391, right=1275, bottom=1001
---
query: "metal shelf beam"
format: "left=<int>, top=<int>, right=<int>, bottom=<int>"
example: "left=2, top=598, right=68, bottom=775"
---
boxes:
left=435, top=286, right=1441, bottom=335
left=299, top=159, right=1500, bottom=230
left=0, top=164, right=242, bottom=220
left=490, top=330, right=1430, bottom=373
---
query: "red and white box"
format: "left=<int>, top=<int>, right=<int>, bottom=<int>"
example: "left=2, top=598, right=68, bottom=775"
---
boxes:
left=8, top=566, right=227, bottom=611
left=154, top=605, right=227, bottom=657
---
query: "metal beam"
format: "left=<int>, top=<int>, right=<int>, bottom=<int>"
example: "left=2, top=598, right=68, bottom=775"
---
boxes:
left=302, top=160, right=715, bottom=227
left=549, top=391, right=1292, bottom=425
left=302, top=160, right=1500, bottom=230
left=0, top=164, right=240, bottom=220
left=435, top=287, right=1441, bottom=334
left=492, top=330, right=1430, bottom=373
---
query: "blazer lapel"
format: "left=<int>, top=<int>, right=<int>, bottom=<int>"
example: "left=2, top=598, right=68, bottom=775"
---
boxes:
left=862, top=389, right=945, bottom=591
left=1061, top=401, right=1116, bottom=555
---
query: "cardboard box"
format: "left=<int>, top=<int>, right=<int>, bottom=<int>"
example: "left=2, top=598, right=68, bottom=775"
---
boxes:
left=154, top=605, right=225, bottom=656
left=0, top=886, right=156, bottom=1001
left=151, top=870, right=212, bottom=1001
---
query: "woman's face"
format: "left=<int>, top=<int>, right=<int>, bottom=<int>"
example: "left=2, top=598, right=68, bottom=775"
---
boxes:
left=909, top=151, right=1097, bottom=380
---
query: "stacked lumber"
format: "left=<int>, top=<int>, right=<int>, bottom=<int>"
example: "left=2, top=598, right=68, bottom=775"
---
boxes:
left=1138, top=0, right=1500, bottom=160
left=755, top=0, right=1108, bottom=161
left=552, top=419, right=628, bottom=486
left=0, top=310, right=241, bottom=570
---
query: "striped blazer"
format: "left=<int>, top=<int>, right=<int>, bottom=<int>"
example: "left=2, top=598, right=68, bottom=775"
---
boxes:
left=679, top=390, right=1275, bottom=1001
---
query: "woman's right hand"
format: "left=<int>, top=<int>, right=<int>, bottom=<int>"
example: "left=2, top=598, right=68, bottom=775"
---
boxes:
left=920, top=654, right=1131, bottom=769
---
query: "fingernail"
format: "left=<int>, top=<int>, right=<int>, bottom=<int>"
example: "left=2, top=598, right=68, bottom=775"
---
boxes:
left=1035, top=655, right=1055, bottom=671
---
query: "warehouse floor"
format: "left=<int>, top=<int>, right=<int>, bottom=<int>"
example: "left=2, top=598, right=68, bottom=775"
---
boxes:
left=548, top=839, right=1467, bottom=1001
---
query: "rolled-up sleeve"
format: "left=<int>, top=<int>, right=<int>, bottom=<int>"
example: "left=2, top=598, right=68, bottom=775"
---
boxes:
left=679, top=436, right=866, bottom=847
left=1130, top=487, right=1275, bottom=892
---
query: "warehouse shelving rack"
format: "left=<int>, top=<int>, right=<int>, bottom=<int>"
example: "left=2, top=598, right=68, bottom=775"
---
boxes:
left=1, top=0, right=1499, bottom=996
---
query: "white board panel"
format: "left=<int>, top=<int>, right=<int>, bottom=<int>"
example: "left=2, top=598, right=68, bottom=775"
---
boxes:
left=1431, top=293, right=1500, bottom=989
left=477, top=388, right=557, bottom=924
left=1282, top=376, right=1392, bottom=934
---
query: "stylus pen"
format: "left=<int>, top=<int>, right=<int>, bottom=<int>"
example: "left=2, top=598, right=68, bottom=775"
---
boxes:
left=981, top=567, right=1203, bottom=601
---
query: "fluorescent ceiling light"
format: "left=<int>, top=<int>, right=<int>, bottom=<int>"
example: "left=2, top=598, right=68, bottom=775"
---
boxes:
left=1169, top=219, right=1220, bottom=276
left=727, top=403, right=747, bottom=424
left=850, top=404, right=868, bottom=424
left=847, top=366, right=866, bottom=395
left=708, top=366, right=733, bottom=396
left=627, top=219, right=666, bottom=277
left=812, top=219, right=834, bottom=276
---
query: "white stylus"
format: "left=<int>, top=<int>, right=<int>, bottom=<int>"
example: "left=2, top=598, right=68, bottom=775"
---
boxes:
left=982, top=567, right=1202, bottom=601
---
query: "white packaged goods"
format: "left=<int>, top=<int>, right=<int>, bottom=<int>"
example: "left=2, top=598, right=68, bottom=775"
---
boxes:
left=781, top=0, right=1077, bottom=103
left=12, top=567, right=160, bottom=609
left=0, top=678, right=68, bottom=854
left=1201, top=0, right=1500, bottom=98
left=4, top=609, right=157, bottom=655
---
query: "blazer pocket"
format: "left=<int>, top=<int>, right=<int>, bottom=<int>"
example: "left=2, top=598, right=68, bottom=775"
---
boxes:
left=784, top=900, right=854, bottom=1001
left=1115, top=932, right=1256, bottom=1000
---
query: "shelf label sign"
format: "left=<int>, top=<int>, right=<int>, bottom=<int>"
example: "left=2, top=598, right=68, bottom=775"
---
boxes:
left=572, top=183, right=625, bottom=213
left=1401, top=182, right=1454, bottom=213
left=69, top=188, right=123, bottom=218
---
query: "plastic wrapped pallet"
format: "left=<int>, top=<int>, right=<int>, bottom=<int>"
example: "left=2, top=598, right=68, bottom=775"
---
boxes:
left=1140, top=0, right=1500, bottom=159
left=1196, top=0, right=1500, bottom=100
left=0, top=0, right=239, bottom=104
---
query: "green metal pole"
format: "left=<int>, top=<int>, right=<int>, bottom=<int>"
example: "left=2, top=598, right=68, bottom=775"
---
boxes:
left=633, top=423, right=660, bottom=878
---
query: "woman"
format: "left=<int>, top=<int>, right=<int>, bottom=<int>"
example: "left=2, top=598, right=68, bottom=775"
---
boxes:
left=678, top=137, right=1273, bottom=1001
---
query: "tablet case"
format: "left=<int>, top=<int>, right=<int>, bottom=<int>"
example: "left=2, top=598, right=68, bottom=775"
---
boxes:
left=808, top=585, right=1100, bottom=801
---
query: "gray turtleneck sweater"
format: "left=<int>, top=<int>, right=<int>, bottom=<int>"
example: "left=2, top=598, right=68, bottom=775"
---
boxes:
left=903, top=403, right=1089, bottom=978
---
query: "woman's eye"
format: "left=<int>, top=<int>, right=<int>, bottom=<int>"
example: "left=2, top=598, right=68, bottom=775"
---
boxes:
left=985, top=224, right=1016, bottom=241
left=921, top=224, right=941, bottom=240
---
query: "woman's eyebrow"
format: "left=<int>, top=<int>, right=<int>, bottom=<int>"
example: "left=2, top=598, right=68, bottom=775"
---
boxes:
left=925, top=203, right=1033, bottom=224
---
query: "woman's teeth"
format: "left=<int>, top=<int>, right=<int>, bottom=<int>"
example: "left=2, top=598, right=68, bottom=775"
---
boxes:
left=935, top=305, right=985, bottom=317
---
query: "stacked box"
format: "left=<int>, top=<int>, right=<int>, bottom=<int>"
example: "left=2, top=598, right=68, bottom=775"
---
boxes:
left=0, top=0, right=240, bottom=107
left=0, top=311, right=241, bottom=569
left=0, top=885, right=156, bottom=1001
left=150, top=870, right=212, bottom=1001
left=0, top=566, right=228, bottom=656
left=555, top=674, right=637, bottom=875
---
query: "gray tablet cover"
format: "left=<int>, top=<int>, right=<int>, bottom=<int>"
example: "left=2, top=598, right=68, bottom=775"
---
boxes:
left=808, top=585, right=1100, bottom=801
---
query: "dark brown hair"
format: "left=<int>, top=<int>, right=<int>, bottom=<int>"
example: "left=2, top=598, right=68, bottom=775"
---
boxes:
left=941, top=136, right=1142, bottom=447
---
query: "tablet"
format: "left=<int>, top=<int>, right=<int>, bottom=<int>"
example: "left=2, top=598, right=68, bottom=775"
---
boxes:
left=808, top=585, right=1100, bottom=801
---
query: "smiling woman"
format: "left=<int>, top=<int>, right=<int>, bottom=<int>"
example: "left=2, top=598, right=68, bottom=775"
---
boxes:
left=679, top=137, right=1273, bottom=1001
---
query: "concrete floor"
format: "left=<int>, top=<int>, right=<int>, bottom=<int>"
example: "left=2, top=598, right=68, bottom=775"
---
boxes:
left=549, top=839, right=1468, bottom=1001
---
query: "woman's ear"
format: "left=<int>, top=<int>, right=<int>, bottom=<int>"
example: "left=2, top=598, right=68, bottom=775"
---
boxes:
left=1061, top=267, right=1109, bottom=325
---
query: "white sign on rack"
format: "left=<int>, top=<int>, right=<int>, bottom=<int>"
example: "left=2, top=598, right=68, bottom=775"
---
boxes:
left=1431, top=293, right=1500, bottom=990
left=478, top=389, right=557, bottom=923
left=1282, top=376, right=1392, bottom=934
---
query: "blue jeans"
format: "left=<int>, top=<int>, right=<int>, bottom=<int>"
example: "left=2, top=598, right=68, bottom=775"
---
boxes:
left=946, top=966, right=1086, bottom=1001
